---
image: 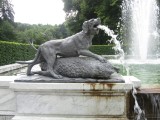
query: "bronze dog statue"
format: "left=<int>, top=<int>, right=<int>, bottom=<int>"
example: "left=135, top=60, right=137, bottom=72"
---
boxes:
left=17, top=18, right=106, bottom=78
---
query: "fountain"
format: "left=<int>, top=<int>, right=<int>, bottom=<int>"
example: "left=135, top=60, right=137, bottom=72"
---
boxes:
left=121, top=0, right=160, bottom=119
left=97, top=0, right=160, bottom=119
left=121, top=0, right=159, bottom=60
left=0, top=0, right=160, bottom=119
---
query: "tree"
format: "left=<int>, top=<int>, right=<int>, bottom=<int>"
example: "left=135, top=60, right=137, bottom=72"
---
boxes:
left=0, top=0, right=15, bottom=41
left=0, top=20, right=16, bottom=41
left=62, top=0, right=122, bottom=45
left=0, top=0, right=14, bottom=22
left=14, top=23, right=70, bottom=45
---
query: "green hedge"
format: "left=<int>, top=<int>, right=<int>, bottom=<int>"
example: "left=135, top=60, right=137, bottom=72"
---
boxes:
left=89, top=45, right=115, bottom=55
left=0, top=41, right=37, bottom=66
left=0, top=41, right=125, bottom=66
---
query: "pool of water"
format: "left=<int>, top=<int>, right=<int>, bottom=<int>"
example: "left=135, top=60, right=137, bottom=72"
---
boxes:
left=114, top=64, right=160, bottom=84
left=127, top=64, right=160, bottom=84
left=0, top=65, right=40, bottom=76
left=110, top=59, right=160, bottom=86
left=0, top=67, right=27, bottom=76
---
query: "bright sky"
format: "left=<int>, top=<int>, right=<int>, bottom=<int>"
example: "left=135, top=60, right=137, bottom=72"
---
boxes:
left=12, top=0, right=66, bottom=25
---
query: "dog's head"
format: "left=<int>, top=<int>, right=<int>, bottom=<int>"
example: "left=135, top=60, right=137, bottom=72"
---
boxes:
left=82, top=18, right=101, bottom=35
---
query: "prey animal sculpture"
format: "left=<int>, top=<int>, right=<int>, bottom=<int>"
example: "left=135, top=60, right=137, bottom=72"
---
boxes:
left=17, top=18, right=106, bottom=79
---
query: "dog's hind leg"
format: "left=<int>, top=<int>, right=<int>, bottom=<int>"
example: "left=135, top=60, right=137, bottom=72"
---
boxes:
left=47, top=57, right=63, bottom=79
left=27, top=64, right=34, bottom=76
left=41, top=48, right=62, bottom=79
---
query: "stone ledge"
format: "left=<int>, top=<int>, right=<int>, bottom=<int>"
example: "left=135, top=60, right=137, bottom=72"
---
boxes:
left=0, top=111, right=15, bottom=115
left=10, top=75, right=141, bottom=91
left=0, top=76, right=19, bottom=87
left=122, top=76, right=141, bottom=88
left=12, top=116, right=128, bottom=120
left=10, top=82, right=133, bottom=92
left=0, top=63, right=27, bottom=74
left=14, top=73, right=125, bottom=83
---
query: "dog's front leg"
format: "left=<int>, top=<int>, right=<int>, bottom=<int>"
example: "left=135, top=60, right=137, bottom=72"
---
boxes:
left=78, top=50, right=107, bottom=63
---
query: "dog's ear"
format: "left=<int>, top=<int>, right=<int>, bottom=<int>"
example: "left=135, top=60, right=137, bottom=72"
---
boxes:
left=82, top=21, right=89, bottom=34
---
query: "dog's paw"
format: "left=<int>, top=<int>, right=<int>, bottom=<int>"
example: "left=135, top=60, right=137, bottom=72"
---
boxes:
left=54, top=74, right=63, bottom=79
left=98, top=56, right=107, bottom=63
left=57, top=75, right=63, bottom=79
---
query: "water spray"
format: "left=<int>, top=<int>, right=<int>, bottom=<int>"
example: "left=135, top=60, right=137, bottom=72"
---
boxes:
left=97, top=25, right=125, bottom=62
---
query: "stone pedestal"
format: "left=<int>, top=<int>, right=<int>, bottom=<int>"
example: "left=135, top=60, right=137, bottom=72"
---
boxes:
left=10, top=76, right=141, bottom=120
left=0, top=76, right=18, bottom=120
left=0, top=76, right=17, bottom=115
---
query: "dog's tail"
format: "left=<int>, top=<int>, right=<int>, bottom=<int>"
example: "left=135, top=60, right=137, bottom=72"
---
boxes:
left=28, top=39, right=38, bottom=51
left=16, top=48, right=41, bottom=64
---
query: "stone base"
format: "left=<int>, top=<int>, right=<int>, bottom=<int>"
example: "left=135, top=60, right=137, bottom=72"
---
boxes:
left=14, top=73, right=125, bottom=83
left=10, top=76, right=141, bottom=120
left=0, top=76, right=17, bottom=116
left=12, top=116, right=128, bottom=120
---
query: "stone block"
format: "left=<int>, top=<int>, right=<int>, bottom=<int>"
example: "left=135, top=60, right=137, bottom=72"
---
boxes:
left=0, top=76, right=17, bottom=116
left=12, top=116, right=128, bottom=120
left=9, top=75, right=141, bottom=120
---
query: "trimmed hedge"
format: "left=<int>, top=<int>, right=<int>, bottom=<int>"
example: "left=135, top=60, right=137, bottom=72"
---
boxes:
left=0, top=41, right=37, bottom=66
left=89, top=45, right=115, bottom=55
left=0, top=41, right=123, bottom=66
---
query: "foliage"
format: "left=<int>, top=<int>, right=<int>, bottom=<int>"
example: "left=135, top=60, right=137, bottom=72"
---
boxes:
left=0, top=0, right=14, bottom=22
left=0, top=20, right=16, bottom=41
left=0, top=40, right=37, bottom=66
left=89, top=44, right=129, bottom=55
left=89, top=45, right=115, bottom=55
left=0, top=22, right=70, bottom=45
left=62, top=0, right=122, bottom=45
left=14, top=23, right=70, bottom=44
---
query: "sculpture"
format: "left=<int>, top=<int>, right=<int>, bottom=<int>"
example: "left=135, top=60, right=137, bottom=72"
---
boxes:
left=17, top=18, right=120, bottom=80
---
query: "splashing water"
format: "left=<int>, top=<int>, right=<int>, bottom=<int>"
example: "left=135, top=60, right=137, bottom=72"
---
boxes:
left=97, top=25, right=125, bottom=61
left=132, top=86, right=147, bottom=120
left=97, top=25, right=128, bottom=75
left=121, top=0, right=159, bottom=60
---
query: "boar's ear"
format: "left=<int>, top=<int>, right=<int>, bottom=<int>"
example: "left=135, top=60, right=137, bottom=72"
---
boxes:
left=82, top=21, right=89, bottom=34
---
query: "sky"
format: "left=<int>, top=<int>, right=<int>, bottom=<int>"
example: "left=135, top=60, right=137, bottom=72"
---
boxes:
left=12, top=0, right=66, bottom=25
